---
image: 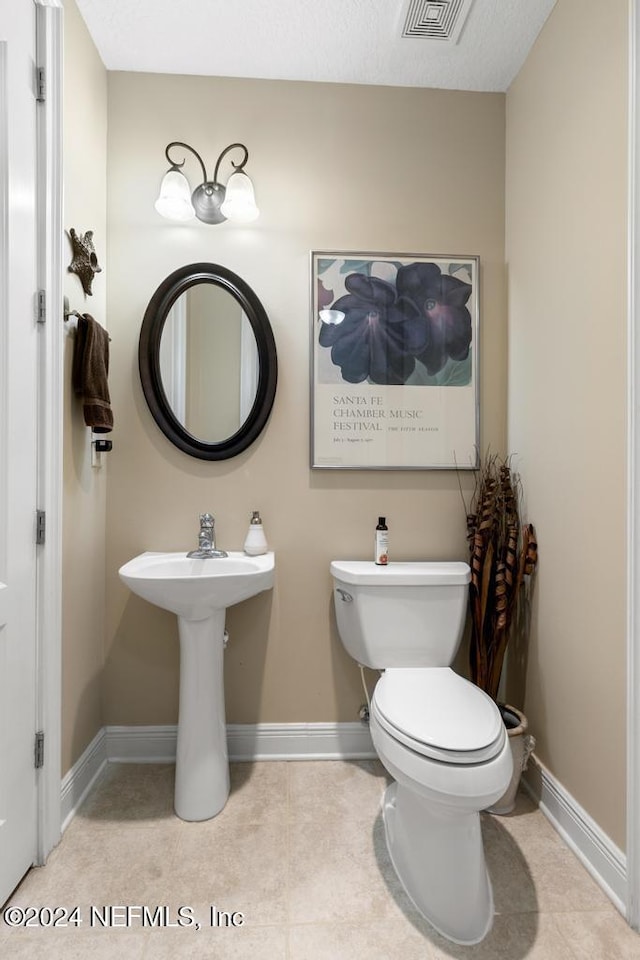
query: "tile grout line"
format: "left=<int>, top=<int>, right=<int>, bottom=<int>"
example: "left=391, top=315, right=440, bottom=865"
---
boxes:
left=285, top=759, right=292, bottom=960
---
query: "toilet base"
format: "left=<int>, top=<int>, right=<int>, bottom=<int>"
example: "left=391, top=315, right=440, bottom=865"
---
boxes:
left=381, top=781, right=494, bottom=945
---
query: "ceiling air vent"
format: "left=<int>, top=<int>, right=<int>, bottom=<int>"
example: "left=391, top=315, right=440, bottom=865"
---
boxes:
left=400, top=0, right=475, bottom=44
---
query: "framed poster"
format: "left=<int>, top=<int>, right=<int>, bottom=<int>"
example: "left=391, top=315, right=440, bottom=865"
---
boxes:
left=311, top=251, right=479, bottom=470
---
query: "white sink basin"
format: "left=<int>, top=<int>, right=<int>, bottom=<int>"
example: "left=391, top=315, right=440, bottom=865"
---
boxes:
left=118, top=548, right=275, bottom=822
left=118, top=550, right=274, bottom=620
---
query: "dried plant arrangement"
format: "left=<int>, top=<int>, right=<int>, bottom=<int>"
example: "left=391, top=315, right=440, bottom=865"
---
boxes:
left=464, top=454, right=538, bottom=702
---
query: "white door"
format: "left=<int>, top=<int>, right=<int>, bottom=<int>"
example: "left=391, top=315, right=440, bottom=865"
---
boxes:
left=0, top=0, right=40, bottom=905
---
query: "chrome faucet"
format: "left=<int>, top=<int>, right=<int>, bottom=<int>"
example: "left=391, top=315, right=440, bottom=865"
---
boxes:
left=186, top=513, right=228, bottom=559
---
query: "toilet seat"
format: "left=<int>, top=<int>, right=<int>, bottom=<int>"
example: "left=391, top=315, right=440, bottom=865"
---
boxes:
left=372, top=667, right=505, bottom=765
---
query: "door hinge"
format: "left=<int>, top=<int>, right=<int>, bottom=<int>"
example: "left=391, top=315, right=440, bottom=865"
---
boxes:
left=36, top=510, right=46, bottom=545
left=36, top=67, right=45, bottom=102
left=37, top=290, right=46, bottom=324
left=35, top=731, right=44, bottom=769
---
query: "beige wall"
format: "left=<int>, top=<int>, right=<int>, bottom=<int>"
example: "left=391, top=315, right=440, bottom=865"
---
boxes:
left=104, top=74, right=507, bottom=726
left=505, top=0, right=628, bottom=848
left=62, top=0, right=108, bottom=773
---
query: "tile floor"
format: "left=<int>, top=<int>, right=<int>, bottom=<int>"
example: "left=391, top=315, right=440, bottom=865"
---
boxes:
left=1, top=760, right=638, bottom=959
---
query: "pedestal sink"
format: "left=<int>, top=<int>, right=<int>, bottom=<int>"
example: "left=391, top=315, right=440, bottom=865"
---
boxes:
left=118, top=551, right=274, bottom=821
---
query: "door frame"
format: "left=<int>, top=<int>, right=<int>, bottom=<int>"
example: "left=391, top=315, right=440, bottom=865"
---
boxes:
left=33, top=0, right=63, bottom=865
left=628, top=0, right=640, bottom=930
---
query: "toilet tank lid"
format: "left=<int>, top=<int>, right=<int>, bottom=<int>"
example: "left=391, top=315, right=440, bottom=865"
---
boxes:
left=330, top=560, right=470, bottom=586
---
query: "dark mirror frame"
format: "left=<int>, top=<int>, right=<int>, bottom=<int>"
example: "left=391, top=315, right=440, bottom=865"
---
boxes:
left=139, top=262, right=277, bottom=460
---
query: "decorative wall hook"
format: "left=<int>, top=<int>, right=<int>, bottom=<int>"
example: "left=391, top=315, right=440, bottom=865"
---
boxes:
left=68, top=228, right=102, bottom=296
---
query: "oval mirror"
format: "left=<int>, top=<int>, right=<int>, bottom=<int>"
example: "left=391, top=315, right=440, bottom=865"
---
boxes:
left=139, top=263, right=277, bottom=460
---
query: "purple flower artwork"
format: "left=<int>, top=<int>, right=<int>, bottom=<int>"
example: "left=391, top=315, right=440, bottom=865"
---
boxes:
left=311, top=252, right=479, bottom=470
left=316, top=258, right=473, bottom=387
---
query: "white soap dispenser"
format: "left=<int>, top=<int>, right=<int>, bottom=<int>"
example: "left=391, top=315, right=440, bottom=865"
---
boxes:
left=244, top=510, right=268, bottom=556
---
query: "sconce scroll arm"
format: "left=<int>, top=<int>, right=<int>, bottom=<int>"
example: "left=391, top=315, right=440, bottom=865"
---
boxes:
left=212, top=142, right=249, bottom=185
left=165, top=141, right=209, bottom=185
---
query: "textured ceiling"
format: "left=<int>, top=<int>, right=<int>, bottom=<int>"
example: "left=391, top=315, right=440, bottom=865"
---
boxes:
left=75, top=0, right=557, bottom=93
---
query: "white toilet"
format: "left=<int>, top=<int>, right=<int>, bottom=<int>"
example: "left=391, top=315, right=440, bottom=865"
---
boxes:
left=330, top=559, right=513, bottom=945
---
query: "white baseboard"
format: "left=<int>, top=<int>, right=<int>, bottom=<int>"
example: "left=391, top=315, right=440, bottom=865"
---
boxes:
left=105, top=724, right=177, bottom=762
left=103, top=721, right=376, bottom=763
left=523, top=756, right=627, bottom=916
left=226, top=722, right=377, bottom=760
left=60, top=728, right=108, bottom=833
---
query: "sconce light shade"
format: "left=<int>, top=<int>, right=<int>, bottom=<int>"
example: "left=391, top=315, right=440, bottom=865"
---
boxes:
left=154, top=169, right=195, bottom=222
left=220, top=171, right=259, bottom=223
left=155, top=141, right=259, bottom=226
left=319, top=309, right=346, bottom=325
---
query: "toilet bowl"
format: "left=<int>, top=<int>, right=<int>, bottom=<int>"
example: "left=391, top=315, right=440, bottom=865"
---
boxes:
left=370, top=667, right=512, bottom=944
left=330, top=560, right=513, bottom=945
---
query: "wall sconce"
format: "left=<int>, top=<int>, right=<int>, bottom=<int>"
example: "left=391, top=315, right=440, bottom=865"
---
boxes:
left=155, top=141, right=259, bottom=225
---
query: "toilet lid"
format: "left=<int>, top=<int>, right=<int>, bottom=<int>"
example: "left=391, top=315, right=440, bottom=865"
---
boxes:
left=372, top=668, right=505, bottom=764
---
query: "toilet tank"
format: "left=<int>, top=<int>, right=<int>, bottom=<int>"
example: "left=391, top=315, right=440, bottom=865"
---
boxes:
left=330, top=560, right=470, bottom=670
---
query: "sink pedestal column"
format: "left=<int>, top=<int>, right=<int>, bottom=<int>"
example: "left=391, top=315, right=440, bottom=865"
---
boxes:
left=174, top=610, right=229, bottom=821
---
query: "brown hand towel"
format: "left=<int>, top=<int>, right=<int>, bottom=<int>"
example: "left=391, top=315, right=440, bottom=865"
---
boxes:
left=72, top=313, right=114, bottom=433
